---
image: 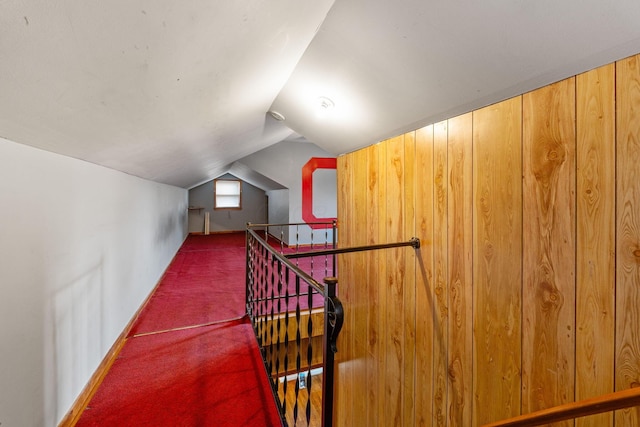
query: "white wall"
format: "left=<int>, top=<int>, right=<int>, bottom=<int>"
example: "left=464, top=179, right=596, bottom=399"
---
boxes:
left=239, top=141, right=336, bottom=245
left=266, top=189, right=290, bottom=225
left=266, top=188, right=290, bottom=241
left=0, top=137, right=187, bottom=426
left=312, top=168, right=337, bottom=219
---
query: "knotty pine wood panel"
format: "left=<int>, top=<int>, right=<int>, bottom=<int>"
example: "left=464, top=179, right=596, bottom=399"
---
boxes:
left=522, top=78, right=576, bottom=423
left=575, top=63, right=615, bottom=427
left=383, top=135, right=408, bottom=425
left=352, top=147, right=369, bottom=424
left=415, top=125, right=435, bottom=426
left=403, top=132, right=417, bottom=427
left=335, top=154, right=353, bottom=427
left=365, top=142, right=383, bottom=427
left=446, top=112, right=473, bottom=427
left=375, top=142, right=389, bottom=427
left=433, top=120, right=449, bottom=427
left=615, top=54, right=640, bottom=426
left=472, top=97, right=523, bottom=426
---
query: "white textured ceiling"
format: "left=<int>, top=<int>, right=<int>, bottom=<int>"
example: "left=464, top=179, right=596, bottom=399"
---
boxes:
left=2, top=1, right=640, bottom=188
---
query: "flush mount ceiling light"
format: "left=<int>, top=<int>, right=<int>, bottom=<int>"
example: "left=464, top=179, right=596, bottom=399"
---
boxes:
left=317, top=96, right=335, bottom=111
left=315, top=96, right=335, bottom=119
left=268, top=110, right=286, bottom=121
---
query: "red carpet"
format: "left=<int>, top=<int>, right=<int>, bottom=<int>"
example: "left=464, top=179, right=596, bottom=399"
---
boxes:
left=254, top=238, right=334, bottom=313
left=77, top=319, right=281, bottom=427
left=129, top=233, right=247, bottom=336
left=75, top=233, right=282, bottom=427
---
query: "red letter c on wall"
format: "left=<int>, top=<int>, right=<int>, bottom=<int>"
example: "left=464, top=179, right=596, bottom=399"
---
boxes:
left=302, top=157, right=337, bottom=229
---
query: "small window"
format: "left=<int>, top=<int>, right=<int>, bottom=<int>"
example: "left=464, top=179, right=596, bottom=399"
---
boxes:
left=214, top=179, right=242, bottom=210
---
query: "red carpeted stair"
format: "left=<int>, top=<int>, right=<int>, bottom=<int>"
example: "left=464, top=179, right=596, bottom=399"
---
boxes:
left=75, top=233, right=282, bottom=427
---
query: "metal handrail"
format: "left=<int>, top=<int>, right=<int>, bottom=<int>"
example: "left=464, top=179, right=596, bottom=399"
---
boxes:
left=246, top=227, right=343, bottom=427
left=247, top=220, right=337, bottom=277
left=285, top=237, right=420, bottom=259
left=246, top=224, right=419, bottom=426
left=247, top=229, right=326, bottom=295
left=248, top=221, right=336, bottom=228
left=481, top=386, right=640, bottom=427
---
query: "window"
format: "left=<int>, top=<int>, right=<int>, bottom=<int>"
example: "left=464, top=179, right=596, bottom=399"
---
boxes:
left=214, top=179, right=242, bottom=209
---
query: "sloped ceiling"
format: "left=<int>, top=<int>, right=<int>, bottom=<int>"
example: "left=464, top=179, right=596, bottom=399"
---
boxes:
left=272, top=0, right=640, bottom=155
left=0, top=0, right=334, bottom=188
left=226, top=161, right=286, bottom=192
left=2, top=0, right=640, bottom=189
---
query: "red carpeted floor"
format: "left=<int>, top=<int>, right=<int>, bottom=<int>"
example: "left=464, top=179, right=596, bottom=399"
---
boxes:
left=129, top=233, right=247, bottom=336
left=75, top=233, right=283, bottom=427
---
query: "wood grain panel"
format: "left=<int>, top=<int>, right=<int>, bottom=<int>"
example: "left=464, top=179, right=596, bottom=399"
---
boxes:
left=575, top=63, right=615, bottom=427
left=447, top=112, right=473, bottom=426
left=472, top=97, right=523, bottom=425
left=403, top=132, right=417, bottom=426
left=352, top=148, right=369, bottom=425
left=384, top=135, right=407, bottom=425
left=365, top=143, right=382, bottom=427
left=335, top=154, right=353, bottom=426
left=333, top=53, right=640, bottom=427
left=376, top=142, right=389, bottom=427
left=433, top=120, right=449, bottom=426
left=615, top=54, right=640, bottom=427
left=522, top=78, right=576, bottom=423
left=415, top=125, right=435, bottom=426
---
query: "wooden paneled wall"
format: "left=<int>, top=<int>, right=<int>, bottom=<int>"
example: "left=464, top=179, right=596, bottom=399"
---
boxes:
left=335, top=54, right=640, bottom=426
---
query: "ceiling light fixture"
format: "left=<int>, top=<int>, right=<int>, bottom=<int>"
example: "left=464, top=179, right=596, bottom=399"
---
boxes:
left=315, top=96, right=335, bottom=119
left=317, top=96, right=335, bottom=111
left=268, top=110, right=286, bottom=121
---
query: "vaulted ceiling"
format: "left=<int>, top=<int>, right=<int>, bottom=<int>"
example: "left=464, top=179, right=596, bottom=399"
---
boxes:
left=2, top=0, right=640, bottom=189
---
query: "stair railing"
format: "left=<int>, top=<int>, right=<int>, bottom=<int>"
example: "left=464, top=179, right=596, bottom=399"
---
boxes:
left=246, top=223, right=342, bottom=427
left=481, top=386, right=640, bottom=427
left=246, top=221, right=420, bottom=426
